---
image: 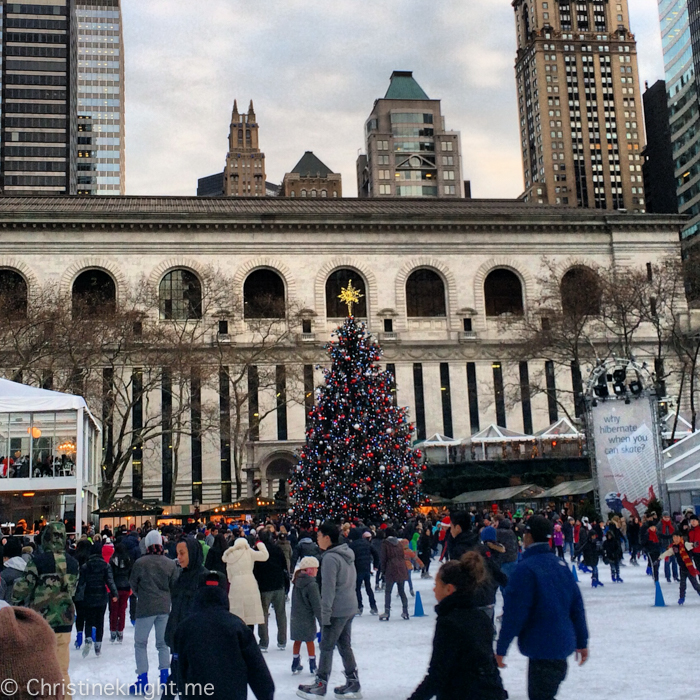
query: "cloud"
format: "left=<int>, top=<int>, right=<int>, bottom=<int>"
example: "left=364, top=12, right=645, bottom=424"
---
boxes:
left=121, top=0, right=666, bottom=198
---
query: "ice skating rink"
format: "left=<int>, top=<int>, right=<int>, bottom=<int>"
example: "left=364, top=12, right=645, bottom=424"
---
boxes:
left=70, top=560, right=699, bottom=699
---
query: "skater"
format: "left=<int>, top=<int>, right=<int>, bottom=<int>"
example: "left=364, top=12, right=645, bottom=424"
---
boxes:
left=371, top=529, right=385, bottom=590
left=253, top=530, right=289, bottom=651
left=108, top=542, right=133, bottom=643
left=658, top=512, right=679, bottom=582
left=603, top=530, right=623, bottom=583
left=497, top=516, right=589, bottom=700
left=689, top=513, right=700, bottom=570
left=418, top=526, right=433, bottom=578
left=128, top=529, right=177, bottom=694
left=222, top=535, right=269, bottom=628
left=379, top=528, right=410, bottom=621
left=660, top=531, right=700, bottom=605
left=348, top=529, right=378, bottom=615
left=297, top=521, right=361, bottom=699
left=163, top=536, right=210, bottom=700
left=290, top=556, right=323, bottom=676
left=402, top=536, right=421, bottom=597
left=75, top=540, right=118, bottom=657
left=174, top=576, right=274, bottom=700
left=407, top=552, right=507, bottom=700
left=627, top=516, right=641, bottom=565
left=11, top=522, right=79, bottom=700
left=552, top=523, right=565, bottom=560
left=577, top=528, right=602, bottom=587
left=447, top=511, right=478, bottom=560
left=641, top=516, right=662, bottom=582
left=0, top=536, right=26, bottom=602
left=291, top=528, right=321, bottom=570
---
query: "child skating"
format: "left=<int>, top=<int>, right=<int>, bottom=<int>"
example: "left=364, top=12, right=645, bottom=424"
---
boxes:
left=290, top=556, right=323, bottom=675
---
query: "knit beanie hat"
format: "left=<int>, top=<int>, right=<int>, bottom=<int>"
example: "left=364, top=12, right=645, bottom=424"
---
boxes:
left=145, top=530, right=163, bottom=548
left=298, top=556, right=320, bottom=570
left=0, top=606, right=63, bottom=700
left=479, top=526, right=498, bottom=543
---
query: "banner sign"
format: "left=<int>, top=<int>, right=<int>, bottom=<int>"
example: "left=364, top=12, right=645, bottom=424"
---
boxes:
left=590, top=396, right=660, bottom=518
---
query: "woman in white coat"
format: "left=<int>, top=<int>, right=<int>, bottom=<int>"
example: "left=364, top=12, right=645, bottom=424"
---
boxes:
left=222, top=537, right=269, bottom=626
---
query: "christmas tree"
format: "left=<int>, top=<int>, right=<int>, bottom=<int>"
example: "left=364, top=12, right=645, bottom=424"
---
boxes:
left=290, top=282, right=424, bottom=523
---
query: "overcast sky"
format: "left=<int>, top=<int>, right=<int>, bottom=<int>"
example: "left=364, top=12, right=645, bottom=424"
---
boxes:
left=122, top=0, right=666, bottom=198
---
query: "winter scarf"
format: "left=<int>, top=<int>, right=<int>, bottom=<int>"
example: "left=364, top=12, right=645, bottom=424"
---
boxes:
left=659, top=520, right=675, bottom=537
left=676, top=543, right=698, bottom=577
left=647, top=529, right=659, bottom=544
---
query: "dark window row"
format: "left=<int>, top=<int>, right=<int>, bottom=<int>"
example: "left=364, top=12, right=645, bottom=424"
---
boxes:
left=4, top=175, right=66, bottom=186
left=5, top=118, right=66, bottom=129
left=11, top=132, right=66, bottom=143
left=77, top=176, right=96, bottom=184
left=5, top=60, right=68, bottom=71
left=5, top=88, right=66, bottom=100
left=77, top=163, right=96, bottom=171
left=4, top=103, right=67, bottom=114
left=4, top=73, right=66, bottom=86
left=5, top=46, right=68, bottom=58
left=4, top=146, right=67, bottom=157
left=7, top=4, right=67, bottom=16
left=3, top=161, right=67, bottom=172
left=4, top=32, right=67, bottom=44
left=4, top=17, right=66, bottom=30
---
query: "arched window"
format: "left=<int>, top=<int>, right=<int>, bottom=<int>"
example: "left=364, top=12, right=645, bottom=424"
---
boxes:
left=311, top=189, right=317, bottom=198
left=159, top=269, right=202, bottom=320
left=561, top=267, right=601, bottom=316
left=326, top=269, right=367, bottom=317
left=321, top=189, right=327, bottom=198
left=244, top=269, right=285, bottom=319
left=406, top=269, right=446, bottom=317
left=301, top=189, right=307, bottom=198
left=238, top=129, right=243, bottom=144
left=72, top=269, right=116, bottom=317
left=484, top=269, right=524, bottom=317
left=0, top=269, right=28, bottom=320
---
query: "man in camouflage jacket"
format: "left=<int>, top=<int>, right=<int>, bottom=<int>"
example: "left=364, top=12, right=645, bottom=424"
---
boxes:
left=12, top=522, right=79, bottom=698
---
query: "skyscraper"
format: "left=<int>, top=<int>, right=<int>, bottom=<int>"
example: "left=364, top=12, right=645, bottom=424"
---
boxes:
left=0, top=0, right=77, bottom=195
left=223, top=100, right=266, bottom=196
left=512, top=0, right=646, bottom=211
left=75, top=0, right=125, bottom=195
left=655, top=0, right=700, bottom=240
left=356, top=71, right=463, bottom=198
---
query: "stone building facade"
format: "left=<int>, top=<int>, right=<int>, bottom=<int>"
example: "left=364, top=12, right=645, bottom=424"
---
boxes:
left=0, top=197, right=684, bottom=508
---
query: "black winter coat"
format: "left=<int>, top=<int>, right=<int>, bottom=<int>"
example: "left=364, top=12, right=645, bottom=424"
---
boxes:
left=123, top=533, right=141, bottom=561
left=408, top=592, right=507, bottom=700
left=175, top=587, right=274, bottom=700
left=77, top=554, right=117, bottom=607
left=370, top=537, right=383, bottom=570
left=627, top=521, right=641, bottom=546
left=165, top=538, right=207, bottom=650
left=603, top=535, right=622, bottom=564
left=577, top=535, right=600, bottom=568
left=447, top=530, right=479, bottom=561
left=109, top=553, right=133, bottom=591
left=349, top=537, right=375, bottom=575
left=204, top=546, right=227, bottom=575
left=417, top=533, right=433, bottom=566
left=253, top=542, right=288, bottom=592
left=291, top=538, right=320, bottom=570
left=495, top=522, right=519, bottom=564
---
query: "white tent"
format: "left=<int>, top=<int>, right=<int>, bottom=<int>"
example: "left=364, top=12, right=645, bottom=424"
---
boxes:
left=0, top=377, right=88, bottom=413
left=662, top=412, right=696, bottom=442
left=469, top=424, right=533, bottom=442
left=535, top=417, right=583, bottom=439
left=415, top=433, right=461, bottom=463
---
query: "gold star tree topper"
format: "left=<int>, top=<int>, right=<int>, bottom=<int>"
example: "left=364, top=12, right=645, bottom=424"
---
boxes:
left=338, top=280, right=363, bottom=317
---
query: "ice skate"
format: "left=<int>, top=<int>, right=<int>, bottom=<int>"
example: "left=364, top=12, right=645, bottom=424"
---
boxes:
left=369, top=606, right=378, bottom=615
left=355, top=607, right=363, bottom=617
left=292, top=656, right=304, bottom=674
left=74, top=631, right=83, bottom=650
left=82, top=638, right=92, bottom=657
left=94, top=642, right=102, bottom=657
left=309, top=657, right=317, bottom=675
left=116, top=631, right=123, bottom=644
left=128, top=673, right=148, bottom=695
left=679, top=597, right=685, bottom=605
left=278, top=643, right=287, bottom=651
left=379, top=611, right=390, bottom=621
left=401, top=610, right=410, bottom=620
left=297, top=677, right=328, bottom=698
left=334, top=670, right=362, bottom=699
left=110, top=631, right=117, bottom=643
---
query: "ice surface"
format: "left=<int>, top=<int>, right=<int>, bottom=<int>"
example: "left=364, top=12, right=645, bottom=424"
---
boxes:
left=69, top=560, right=700, bottom=699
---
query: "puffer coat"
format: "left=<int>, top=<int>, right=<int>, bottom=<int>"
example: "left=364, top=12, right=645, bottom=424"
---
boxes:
left=222, top=538, right=268, bottom=625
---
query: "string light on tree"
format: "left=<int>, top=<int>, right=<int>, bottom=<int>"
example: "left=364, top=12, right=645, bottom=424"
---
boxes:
left=290, top=283, right=425, bottom=522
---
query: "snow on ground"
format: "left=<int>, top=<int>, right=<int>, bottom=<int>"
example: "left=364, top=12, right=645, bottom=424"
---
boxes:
left=70, top=560, right=700, bottom=700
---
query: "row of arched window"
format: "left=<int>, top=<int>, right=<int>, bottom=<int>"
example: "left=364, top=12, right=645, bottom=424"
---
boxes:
left=0, top=265, right=601, bottom=322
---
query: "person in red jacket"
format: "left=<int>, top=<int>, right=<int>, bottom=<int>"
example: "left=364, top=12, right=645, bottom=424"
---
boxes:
left=658, top=513, right=679, bottom=582
left=689, top=514, right=700, bottom=570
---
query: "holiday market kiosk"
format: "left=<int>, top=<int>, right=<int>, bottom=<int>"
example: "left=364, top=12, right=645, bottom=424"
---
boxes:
left=0, top=378, right=100, bottom=533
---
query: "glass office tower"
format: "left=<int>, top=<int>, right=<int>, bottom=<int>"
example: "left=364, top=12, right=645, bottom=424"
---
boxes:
left=75, top=0, right=124, bottom=194
left=0, top=0, right=77, bottom=195
left=658, top=0, right=700, bottom=239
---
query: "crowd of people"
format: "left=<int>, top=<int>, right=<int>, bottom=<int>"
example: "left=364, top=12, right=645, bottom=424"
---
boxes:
left=0, top=503, right=698, bottom=700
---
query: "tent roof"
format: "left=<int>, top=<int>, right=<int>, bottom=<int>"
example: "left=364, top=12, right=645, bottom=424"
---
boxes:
left=452, top=483, right=544, bottom=504
left=662, top=412, right=695, bottom=437
left=535, top=417, right=583, bottom=439
left=469, top=424, right=534, bottom=443
left=416, top=433, right=461, bottom=447
left=538, top=479, right=596, bottom=499
left=0, top=378, right=87, bottom=413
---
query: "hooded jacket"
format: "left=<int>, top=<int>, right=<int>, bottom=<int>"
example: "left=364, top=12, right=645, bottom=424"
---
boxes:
left=348, top=530, right=375, bottom=575
left=496, top=520, right=519, bottom=563
left=175, top=586, right=274, bottom=700
left=381, top=537, right=409, bottom=584
left=447, top=529, right=479, bottom=561
left=129, top=542, right=178, bottom=618
left=319, top=542, right=357, bottom=625
left=291, top=536, right=320, bottom=570
left=11, top=522, right=79, bottom=633
left=409, top=592, right=507, bottom=700
left=253, top=540, right=288, bottom=592
left=290, top=571, right=322, bottom=642
left=1, top=556, right=27, bottom=602
left=222, top=538, right=269, bottom=625
left=165, top=537, right=208, bottom=650
left=76, top=545, right=118, bottom=607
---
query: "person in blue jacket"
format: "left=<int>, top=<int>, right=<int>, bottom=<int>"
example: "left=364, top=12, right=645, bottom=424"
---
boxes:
left=496, top=515, right=589, bottom=700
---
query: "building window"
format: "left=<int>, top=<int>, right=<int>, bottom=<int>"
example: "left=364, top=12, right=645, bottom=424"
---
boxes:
left=466, top=362, right=480, bottom=433
left=73, top=269, right=116, bottom=318
left=406, top=269, right=446, bottom=317
left=413, top=363, right=427, bottom=441
left=441, top=141, right=454, bottom=151
left=492, top=362, right=507, bottom=427
left=244, top=269, right=286, bottom=319
left=326, top=269, right=367, bottom=317
left=301, top=189, right=307, bottom=197
left=321, top=189, right=327, bottom=197
left=444, top=185, right=456, bottom=195
left=159, top=269, right=201, bottom=320
left=0, top=269, right=28, bottom=319
left=484, top=269, right=524, bottom=317
left=379, top=184, right=391, bottom=195
left=560, top=266, right=601, bottom=316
